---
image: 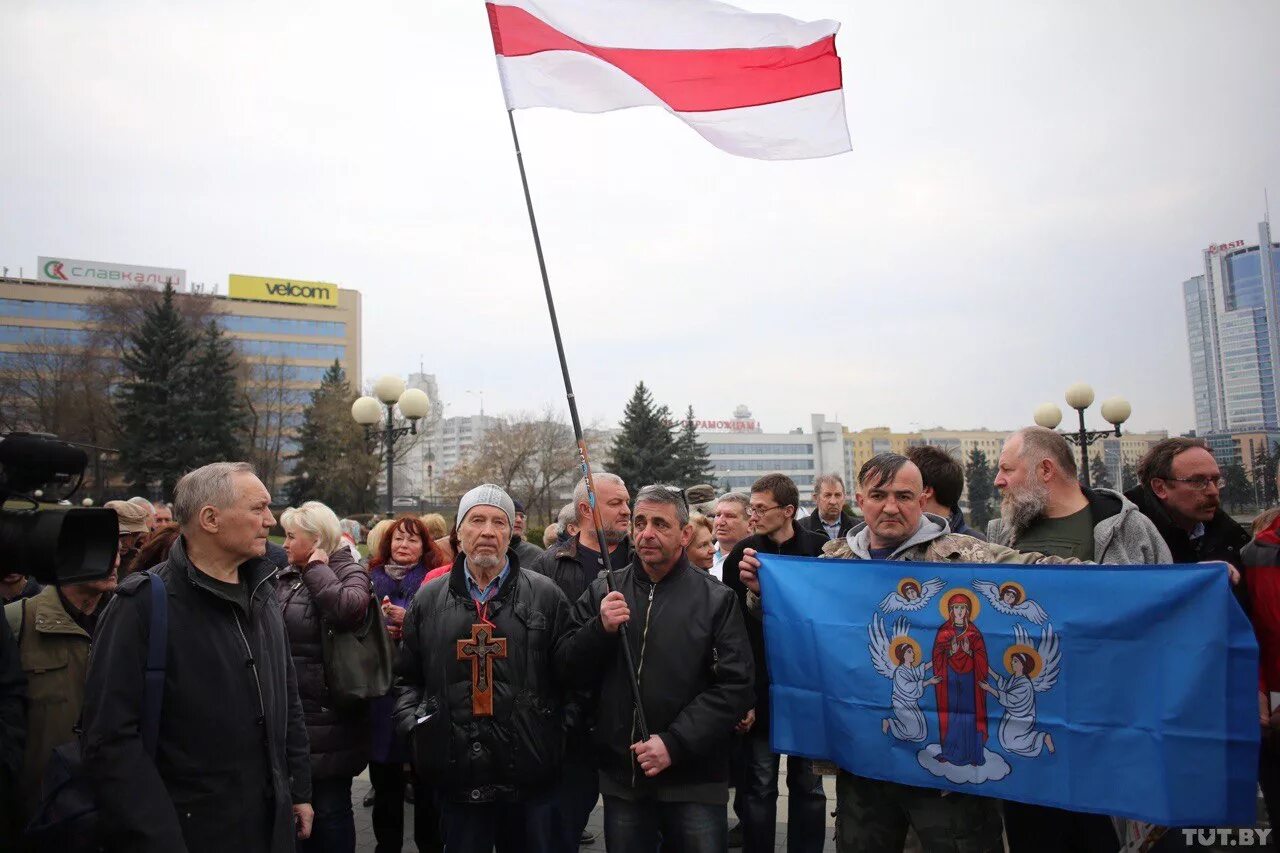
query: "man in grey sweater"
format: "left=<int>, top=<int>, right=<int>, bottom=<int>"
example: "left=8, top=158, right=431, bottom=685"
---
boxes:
left=987, top=426, right=1170, bottom=852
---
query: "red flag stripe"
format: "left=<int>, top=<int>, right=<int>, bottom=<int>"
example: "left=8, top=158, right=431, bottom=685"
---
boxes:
left=486, top=3, right=842, bottom=113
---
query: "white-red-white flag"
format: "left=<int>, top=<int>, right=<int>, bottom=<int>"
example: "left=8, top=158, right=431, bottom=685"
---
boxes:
left=486, top=0, right=851, bottom=161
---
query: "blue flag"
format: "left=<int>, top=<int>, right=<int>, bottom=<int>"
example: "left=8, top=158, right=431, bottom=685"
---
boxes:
left=756, top=555, right=1259, bottom=827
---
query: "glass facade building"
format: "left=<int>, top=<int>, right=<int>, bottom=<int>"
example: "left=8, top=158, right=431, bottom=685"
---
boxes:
left=1182, top=219, right=1280, bottom=432
left=1185, top=221, right=1280, bottom=433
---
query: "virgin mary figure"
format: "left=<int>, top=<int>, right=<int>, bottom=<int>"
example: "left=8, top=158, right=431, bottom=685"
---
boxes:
left=931, top=592, right=988, bottom=766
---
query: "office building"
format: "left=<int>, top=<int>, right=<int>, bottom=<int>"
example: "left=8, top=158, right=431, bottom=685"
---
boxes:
left=1183, top=220, right=1280, bottom=433
left=1, top=259, right=360, bottom=499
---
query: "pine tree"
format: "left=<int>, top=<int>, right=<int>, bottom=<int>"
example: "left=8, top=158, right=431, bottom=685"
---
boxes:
left=671, top=405, right=713, bottom=488
left=1222, top=462, right=1251, bottom=512
left=964, top=448, right=996, bottom=532
left=115, top=281, right=198, bottom=496
left=1090, top=453, right=1114, bottom=490
left=1120, top=462, right=1139, bottom=492
left=287, top=361, right=380, bottom=513
left=1254, top=441, right=1279, bottom=506
left=184, top=320, right=247, bottom=471
left=609, top=381, right=678, bottom=491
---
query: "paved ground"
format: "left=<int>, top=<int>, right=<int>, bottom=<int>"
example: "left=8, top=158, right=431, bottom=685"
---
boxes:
left=352, top=769, right=1266, bottom=852
left=351, top=770, right=840, bottom=852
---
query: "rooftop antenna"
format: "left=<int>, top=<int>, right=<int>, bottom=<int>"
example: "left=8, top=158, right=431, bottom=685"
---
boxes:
left=1266, top=187, right=1271, bottom=226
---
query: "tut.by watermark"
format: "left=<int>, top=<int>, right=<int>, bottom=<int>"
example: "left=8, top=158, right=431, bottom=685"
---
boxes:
left=1181, top=828, right=1272, bottom=847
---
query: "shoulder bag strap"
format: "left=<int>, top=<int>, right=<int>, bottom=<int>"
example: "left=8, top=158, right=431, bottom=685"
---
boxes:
left=141, top=570, right=168, bottom=757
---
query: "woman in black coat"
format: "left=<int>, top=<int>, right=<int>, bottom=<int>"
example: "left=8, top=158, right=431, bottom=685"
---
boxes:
left=279, top=501, right=374, bottom=853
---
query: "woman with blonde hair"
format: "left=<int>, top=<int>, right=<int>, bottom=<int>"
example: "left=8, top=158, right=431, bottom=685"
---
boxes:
left=276, top=500, right=373, bottom=853
left=687, top=512, right=716, bottom=572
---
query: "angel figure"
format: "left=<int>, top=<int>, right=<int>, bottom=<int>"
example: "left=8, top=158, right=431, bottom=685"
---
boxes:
left=980, top=623, right=1060, bottom=757
left=869, top=614, right=941, bottom=742
left=972, top=580, right=1049, bottom=626
left=879, top=577, right=945, bottom=614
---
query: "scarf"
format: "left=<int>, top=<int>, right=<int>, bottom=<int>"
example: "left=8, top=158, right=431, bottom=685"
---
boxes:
left=383, top=561, right=414, bottom=582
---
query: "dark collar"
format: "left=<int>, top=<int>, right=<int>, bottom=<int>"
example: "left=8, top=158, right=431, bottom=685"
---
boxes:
left=172, top=535, right=277, bottom=608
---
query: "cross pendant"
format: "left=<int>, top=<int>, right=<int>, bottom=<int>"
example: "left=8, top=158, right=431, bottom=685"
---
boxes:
left=457, top=622, right=508, bottom=717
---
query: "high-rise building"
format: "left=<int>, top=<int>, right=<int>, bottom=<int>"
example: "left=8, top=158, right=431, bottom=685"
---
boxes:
left=1183, top=220, right=1280, bottom=433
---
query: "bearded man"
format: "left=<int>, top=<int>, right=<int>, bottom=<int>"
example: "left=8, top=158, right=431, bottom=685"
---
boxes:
left=986, top=426, right=1168, bottom=851
left=987, top=426, right=1169, bottom=564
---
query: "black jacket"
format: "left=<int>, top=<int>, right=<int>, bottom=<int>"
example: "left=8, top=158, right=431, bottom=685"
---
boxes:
left=722, top=527, right=828, bottom=725
left=529, top=534, right=634, bottom=747
left=82, top=537, right=311, bottom=853
left=275, top=546, right=372, bottom=781
left=530, top=534, right=634, bottom=606
left=1125, top=484, right=1250, bottom=566
left=555, top=554, right=754, bottom=799
left=798, top=510, right=855, bottom=541
left=391, top=551, right=571, bottom=803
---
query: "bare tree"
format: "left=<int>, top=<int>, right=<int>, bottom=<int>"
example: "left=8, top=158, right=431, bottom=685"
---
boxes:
left=436, top=409, right=583, bottom=524
left=0, top=342, right=122, bottom=500
left=241, top=361, right=308, bottom=498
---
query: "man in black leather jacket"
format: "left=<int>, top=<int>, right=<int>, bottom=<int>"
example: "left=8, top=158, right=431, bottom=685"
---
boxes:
left=393, top=484, right=571, bottom=853
left=556, top=484, right=754, bottom=853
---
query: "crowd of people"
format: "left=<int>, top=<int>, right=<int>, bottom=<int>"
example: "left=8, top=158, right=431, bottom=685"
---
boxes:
left=0, top=426, right=1273, bottom=853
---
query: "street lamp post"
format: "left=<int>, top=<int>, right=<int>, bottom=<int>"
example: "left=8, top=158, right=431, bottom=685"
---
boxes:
left=1032, top=382, right=1131, bottom=486
left=351, top=375, right=432, bottom=517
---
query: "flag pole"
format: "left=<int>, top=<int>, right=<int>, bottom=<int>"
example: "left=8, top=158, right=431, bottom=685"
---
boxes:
left=504, top=109, right=651, bottom=742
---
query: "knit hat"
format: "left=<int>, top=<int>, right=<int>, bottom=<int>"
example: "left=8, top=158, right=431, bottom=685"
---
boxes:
left=106, top=499, right=151, bottom=534
left=512, top=499, right=526, bottom=515
left=458, top=484, right=515, bottom=529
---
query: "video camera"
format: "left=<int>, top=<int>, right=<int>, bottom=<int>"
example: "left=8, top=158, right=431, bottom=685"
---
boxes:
left=0, top=432, right=119, bottom=584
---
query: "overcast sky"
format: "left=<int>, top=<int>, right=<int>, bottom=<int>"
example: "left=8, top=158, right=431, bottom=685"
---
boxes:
left=3, top=0, right=1278, bottom=436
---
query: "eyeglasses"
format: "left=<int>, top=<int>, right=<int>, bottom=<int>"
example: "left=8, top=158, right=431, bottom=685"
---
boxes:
left=748, top=503, right=782, bottom=517
left=1163, top=476, right=1225, bottom=491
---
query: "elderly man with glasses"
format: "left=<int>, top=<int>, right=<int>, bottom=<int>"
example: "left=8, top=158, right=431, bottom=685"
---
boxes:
left=1125, top=436, right=1249, bottom=578
left=720, top=473, right=829, bottom=853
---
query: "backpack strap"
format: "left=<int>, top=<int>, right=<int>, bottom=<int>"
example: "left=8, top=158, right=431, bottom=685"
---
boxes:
left=141, top=570, right=168, bottom=757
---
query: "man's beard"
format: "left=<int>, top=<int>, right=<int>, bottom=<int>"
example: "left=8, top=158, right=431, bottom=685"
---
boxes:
left=469, top=551, right=502, bottom=571
left=604, top=526, right=629, bottom=546
left=1001, top=480, right=1050, bottom=536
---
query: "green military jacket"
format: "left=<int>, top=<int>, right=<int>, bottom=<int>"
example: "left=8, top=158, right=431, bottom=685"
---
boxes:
left=4, top=586, right=91, bottom=820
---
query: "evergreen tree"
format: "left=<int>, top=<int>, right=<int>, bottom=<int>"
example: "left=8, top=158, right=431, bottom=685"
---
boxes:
left=115, top=281, right=197, bottom=496
left=609, top=381, right=678, bottom=491
left=1120, top=462, right=1139, bottom=492
left=964, top=448, right=996, bottom=532
left=287, top=361, right=380, bottom=513
left=1222, top=462, right=1252, bottom=512
left=1253, top=441, right=1279, bottom=507
left=671, top=405, right=713, bottom=488
left=1090, top=453, right=1114, bottom=490
left=184, top=319, right=247, bottom=471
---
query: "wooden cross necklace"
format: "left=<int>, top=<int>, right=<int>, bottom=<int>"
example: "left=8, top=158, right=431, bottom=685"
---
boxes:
left=457, top=594, right=508, bottom=717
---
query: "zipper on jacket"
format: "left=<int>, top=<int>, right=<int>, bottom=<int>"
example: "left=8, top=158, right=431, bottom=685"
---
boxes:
left=630, top=583, right=657, bottom=788
left=233, top=572, right=277, bottom=767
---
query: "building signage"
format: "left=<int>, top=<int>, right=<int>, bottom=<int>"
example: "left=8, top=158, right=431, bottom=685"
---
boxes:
left=228, top=274, right=339, bottom=307
left=1207, top=240, right=1246, bottom=255
left=38, top=256, right=186, bottom=290
left=666, top=417, right=759, bottom=433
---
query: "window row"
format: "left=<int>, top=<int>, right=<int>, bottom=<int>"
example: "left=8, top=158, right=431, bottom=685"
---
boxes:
left=706, top=443, right=813, bottom=455
left=0, top=300, right=346, bottom=339
left=0, top=324, right=347, bottom=362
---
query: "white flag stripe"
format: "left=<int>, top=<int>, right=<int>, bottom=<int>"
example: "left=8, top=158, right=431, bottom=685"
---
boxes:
left=492, top=0, right=839, bottom=50
left=501, top=51, right=850, bottom=160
